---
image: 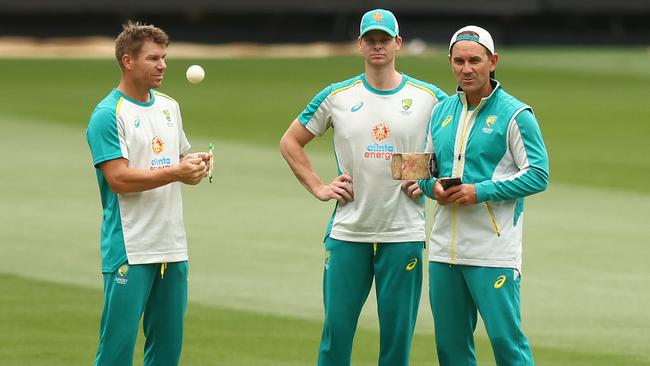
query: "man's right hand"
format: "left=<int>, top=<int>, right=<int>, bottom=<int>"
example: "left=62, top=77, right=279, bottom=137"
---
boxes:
left=314, top=174, right=354, bottom=205
left=175, top=156, right=207, bottom=185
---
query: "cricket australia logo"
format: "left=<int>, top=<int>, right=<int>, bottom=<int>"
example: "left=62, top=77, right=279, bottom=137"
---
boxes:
left=482, top=115, right=498, bottom=134
left=162, top=110, right=173, bottom=127
left=400, top=99, right=413, bottom=116
left=116, top=264, right=129, bottom=285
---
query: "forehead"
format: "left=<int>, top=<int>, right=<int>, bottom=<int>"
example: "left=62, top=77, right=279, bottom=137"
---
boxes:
left=361, top=29, right=393, bottom=40
left=450, top=40, right=489, bottom=58
left=137, top=40, right=167, bottom=57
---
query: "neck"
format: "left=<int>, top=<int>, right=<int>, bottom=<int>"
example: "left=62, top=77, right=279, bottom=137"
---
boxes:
left=364, top=63, right=402, bottom=91
left=464, top=82, right=494, bottom=108
left=117, top=77, right=151, bottom=103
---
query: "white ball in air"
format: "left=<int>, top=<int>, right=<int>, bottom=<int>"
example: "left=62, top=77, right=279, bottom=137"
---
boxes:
left=186, top=65, right=205, bottom=84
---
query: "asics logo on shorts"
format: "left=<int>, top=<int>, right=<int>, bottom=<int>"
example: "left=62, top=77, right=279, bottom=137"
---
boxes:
left=494, top=275, right=506, bottom=289
left=405, top=258, right=418, bottom=271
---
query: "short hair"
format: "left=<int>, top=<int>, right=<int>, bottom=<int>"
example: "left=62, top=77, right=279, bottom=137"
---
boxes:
left=115, top=20, right=169, bottom=69
left=452, top=30, right=493, bottom=57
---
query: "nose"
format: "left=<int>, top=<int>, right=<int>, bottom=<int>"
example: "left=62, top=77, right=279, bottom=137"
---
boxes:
left=158, top=59, right=166, bottom=71
left=461, top=62, right=472, bottom=75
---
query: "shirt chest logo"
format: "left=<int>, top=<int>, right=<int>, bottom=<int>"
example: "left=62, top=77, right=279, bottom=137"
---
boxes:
left=151, top=136, right=166, bottom=155
left=400, top=99, right=413, bottom=115
left=351, top=101, right=364, bottom=112
left=482, top=115, right=498, bottom=134
left=133, top=117, right=141, bottom=128
left=365, top=123, right=394, bottom=161
left=441, top=115, right=453, bottom=128
left=162, top=110, right=174, bottom=127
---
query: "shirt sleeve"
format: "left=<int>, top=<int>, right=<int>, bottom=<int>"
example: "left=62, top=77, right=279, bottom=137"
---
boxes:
left=296, top=85, right=333, bottom=136
left=175, top=103, right=191, bottom=155
left=475, top=109, right=549, bottom=202
left=86, top=107, right=125, bottom=167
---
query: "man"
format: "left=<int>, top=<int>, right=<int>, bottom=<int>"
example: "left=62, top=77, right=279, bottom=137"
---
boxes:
left=280, top=9, right=447, bottom=366
left=418, top=25, right=549, bottom=365
left=86, top=21, right=209, bottom=366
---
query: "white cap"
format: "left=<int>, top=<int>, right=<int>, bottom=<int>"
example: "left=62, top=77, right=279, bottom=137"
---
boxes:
left=449, top=25, right=495, bottom=55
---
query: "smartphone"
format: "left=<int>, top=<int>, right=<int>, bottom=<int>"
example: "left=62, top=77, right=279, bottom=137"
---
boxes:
left=439, top=177, right=462, bottom=190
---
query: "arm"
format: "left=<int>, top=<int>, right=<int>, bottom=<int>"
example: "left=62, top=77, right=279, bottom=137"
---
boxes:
left=475, top=109, right=550, bottom=202
left=280, top=120, right=353, bottom=204
left=99, top=154, right=208, bottom=194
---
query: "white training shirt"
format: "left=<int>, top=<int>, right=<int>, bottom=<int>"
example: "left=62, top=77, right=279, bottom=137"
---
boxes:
left=297, top=73, right=447, bottom=243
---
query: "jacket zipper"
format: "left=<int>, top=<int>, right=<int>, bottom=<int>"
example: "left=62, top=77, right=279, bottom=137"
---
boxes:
left=485, top=202, right=501, bottom=236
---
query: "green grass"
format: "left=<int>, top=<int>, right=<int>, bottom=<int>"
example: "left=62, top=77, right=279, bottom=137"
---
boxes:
left=1, top=49, right=649, bottom=365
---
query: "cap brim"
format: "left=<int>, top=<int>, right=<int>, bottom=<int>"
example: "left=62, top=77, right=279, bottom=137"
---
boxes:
left=360, top=25, right=397, bottom=37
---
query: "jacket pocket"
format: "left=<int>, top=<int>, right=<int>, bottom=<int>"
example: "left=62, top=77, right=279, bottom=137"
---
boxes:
left=485, top=202, right=501, bottom=236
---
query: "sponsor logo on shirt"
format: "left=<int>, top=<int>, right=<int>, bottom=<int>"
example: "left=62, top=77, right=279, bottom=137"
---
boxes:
left=351, top=101, right=364, bottom=112
left=365, top=123, right=394, bottom=160
left=150, top=137, right=172, bottom=170
left=482, top=115, right=497, bottom=134
left=152, top=137, right=165, bottom=155
left=134, top=117, right=141, bottom=128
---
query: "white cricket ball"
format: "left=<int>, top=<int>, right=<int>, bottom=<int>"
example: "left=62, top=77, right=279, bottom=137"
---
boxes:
left=186, top=65, right=205, bottom=84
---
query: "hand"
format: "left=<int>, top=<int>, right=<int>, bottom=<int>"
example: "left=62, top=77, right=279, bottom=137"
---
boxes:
left=176, top=156, right=207, bottom=185
left=434, top=179, right=477, bottom=206
left=314, top=174, right=354, bottom=205
left=401, top=180, right=422, bottom=200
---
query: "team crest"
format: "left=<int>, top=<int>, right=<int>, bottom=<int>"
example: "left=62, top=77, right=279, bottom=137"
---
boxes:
left=371, top=123, right=391, bottom=142
left=372, top=12, right=384, bottom=22
left=118, top=264, right=129, bottom=277
left=401, top=99, right=412, bottom=111
left=151, top=136, right=165, bottom=155
left=486, top=115, right=498, bottom=126
left=162, top=110, right=173, bottom=126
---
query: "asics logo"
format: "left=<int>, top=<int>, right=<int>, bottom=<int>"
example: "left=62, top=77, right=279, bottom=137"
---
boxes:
left=351, top=101, right=364, bottom=112
left=441, top=115, right=452, bottom=127
left=494, top=275, right=506, bottom=289
left=405, top=258, right=418, bottom=271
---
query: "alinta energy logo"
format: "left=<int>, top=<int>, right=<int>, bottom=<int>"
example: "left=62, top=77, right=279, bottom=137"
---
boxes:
left=365, top=122, right=394, bottom=160
left=150, top=136, right=172, bottom=170
left=372, top=11, right=384, bottom=22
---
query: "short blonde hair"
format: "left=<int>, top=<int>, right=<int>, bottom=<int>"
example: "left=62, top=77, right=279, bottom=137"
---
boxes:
left=115, top=20, right=169, bottom=69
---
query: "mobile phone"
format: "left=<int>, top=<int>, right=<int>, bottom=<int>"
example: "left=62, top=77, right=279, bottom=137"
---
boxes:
left=439, top=177, right=462, bottom=190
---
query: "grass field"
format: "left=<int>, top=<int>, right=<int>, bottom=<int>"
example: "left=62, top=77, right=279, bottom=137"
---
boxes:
left=1, top=48, right=649, bottom=365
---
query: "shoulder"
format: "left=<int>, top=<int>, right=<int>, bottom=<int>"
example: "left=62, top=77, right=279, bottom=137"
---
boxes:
left=153, top=90, right=180, bottom=108
left=329, top=75, right=364, bottom=96
left=88, top=91, right=122, bottom=127
left=495, top=86, right=530, bottom=113
left=403, top=75, right=449, bottom=101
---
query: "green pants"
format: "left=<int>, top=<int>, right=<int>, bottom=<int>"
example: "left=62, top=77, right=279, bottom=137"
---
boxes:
left=318, top=237, right=424, bottom=366
left=428, top=262, right=534, bottom=366
left=94, top=261, right=188, bottom=366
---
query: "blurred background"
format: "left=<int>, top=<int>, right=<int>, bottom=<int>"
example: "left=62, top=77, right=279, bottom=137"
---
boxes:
left=1, top=0, right=649, bottom=45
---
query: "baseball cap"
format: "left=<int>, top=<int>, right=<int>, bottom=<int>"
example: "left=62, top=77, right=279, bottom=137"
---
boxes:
left=449, top=25, right=495, bottom=54
left=360, top=9, right=399, bottom=37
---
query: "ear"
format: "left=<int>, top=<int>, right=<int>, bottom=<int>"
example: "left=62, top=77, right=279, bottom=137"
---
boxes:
left=395, top=36, right=403, bottom=50
left=358, top=36, right=363, bottom=49
left=122, top=54, right=134, bottom=71
left=489, top=53, right=499, bottom=72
